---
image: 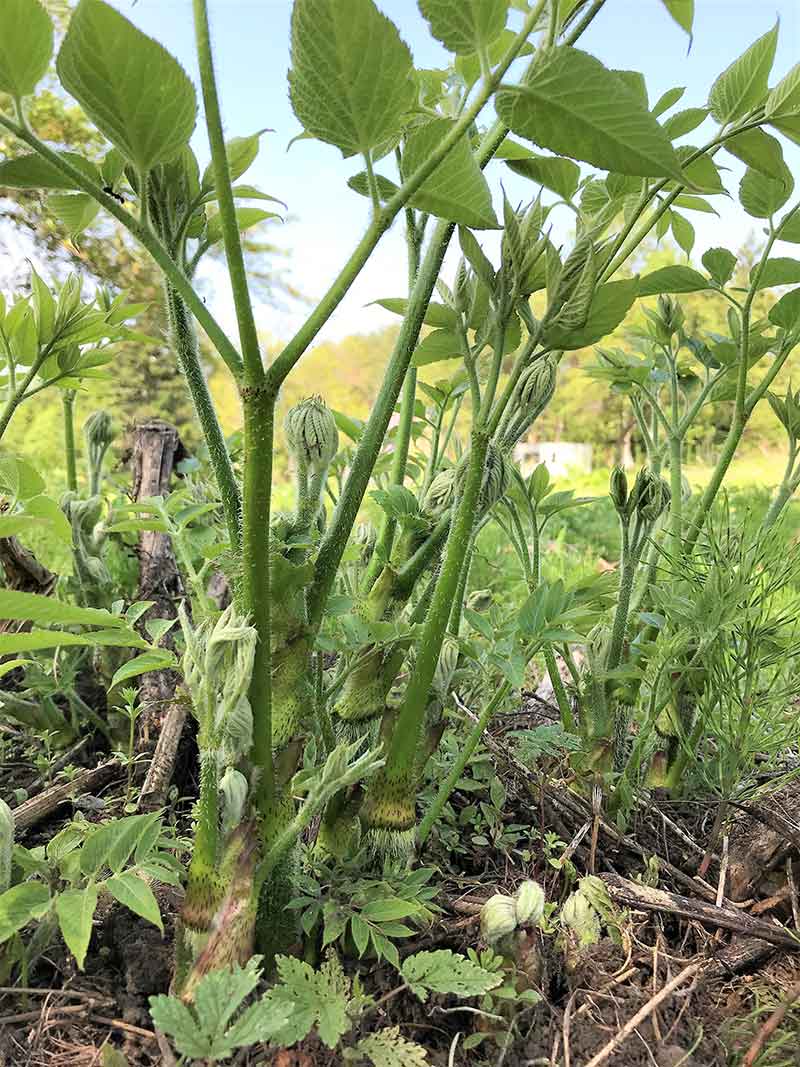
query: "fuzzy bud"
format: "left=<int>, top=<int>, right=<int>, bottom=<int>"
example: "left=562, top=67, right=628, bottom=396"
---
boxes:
left=83, top=410, right=114, bottom=453
left=609, top=465, right=628, bottom=513
left=421, top=468, right=456, bottom=519
left=656, top=294, right=685, bottom=337
left=561, top=889, right=601, bottom=946
left=520, top=357, right=557, bottom=413
left=632, top=471, right=671, bottom=522
left=514, top=880, right=545, bottom=925
left=478, top=442, right=510, bottom=514
left=481, top=893, right=518, bottom=942
left=284, top=395, right=339, bottom=471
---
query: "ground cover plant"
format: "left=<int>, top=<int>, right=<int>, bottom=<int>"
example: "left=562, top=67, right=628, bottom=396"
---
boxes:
left=1, top=0, right=800, bottom=1063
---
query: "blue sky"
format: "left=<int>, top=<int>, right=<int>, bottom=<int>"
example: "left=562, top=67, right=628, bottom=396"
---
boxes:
left=116, top=0, right=800, bottom=346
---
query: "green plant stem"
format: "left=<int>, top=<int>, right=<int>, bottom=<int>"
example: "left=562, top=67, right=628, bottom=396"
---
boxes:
left=383, top=432, right=489, bottom=780
left=668, top=351, right=683, bottom=558
left=545, top=646, right=574, bottom=732
left=164, top=285, right=241, bottom=548
left=0, top=345, right=50, bottom=442
left=242, top=385, right=276, bottom=812
left=0, top=113, right=244, bottom=379
left=363, top=211, right=422, bottom=591
left=417, top=679, right=511, bottom=846
left=607, top=518, right=637, bottom=674
left=265, top=1, right=546, bottom=392
left=762, top=445, right=800, bottom=529
left=685, top=224, right=779, bottom=554
left=192, top=0, right=263, bottom=386
left=62, top=391, right=78, bottom=493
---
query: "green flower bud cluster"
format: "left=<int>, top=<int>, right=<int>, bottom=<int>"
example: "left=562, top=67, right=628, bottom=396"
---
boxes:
left=284, top=395, right=339, bottom=472
left=497, top=356, right=557, bottom=451
left=421, top=467, right=456, bottom=520
left=456, top=440, right=509, bottom=516
left=543, top=233, right=595, bottom=333
left=179, top=603, right=258, bottom=763
left=610, top=467, right=670, bottom=524
left=480, top=879, right=546, bottom=943
left=83, top=409, right=116, bottom=497
left=501, top=196, right=552, bottom=299
left=657, top=294, right=685, bottom=338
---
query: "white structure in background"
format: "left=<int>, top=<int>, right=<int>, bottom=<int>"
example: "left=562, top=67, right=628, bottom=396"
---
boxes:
left=514, top=441, right=593, bottom=478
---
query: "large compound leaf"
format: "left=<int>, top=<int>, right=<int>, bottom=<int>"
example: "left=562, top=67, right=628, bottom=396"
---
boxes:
left=57, top=0, right=197, bottom=173
left=418, top=0, right=508, bottom=56
left=708, top=22, right=778, bottom=125
left=544, top=279, right=639, bottom=350
left=496, top=48, right=683, bottom=181
left=288, top=0, right=414, bottom=158
left=401, top=118, right=498, bottom=228
left=0, top=0, right=53, bottom=98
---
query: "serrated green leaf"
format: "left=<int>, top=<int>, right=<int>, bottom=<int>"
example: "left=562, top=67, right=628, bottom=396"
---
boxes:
left=104, top=872, right=163, bottom=932
left=724, top=127, right=786, bottom=179
left=49, top=193, right=100, bottom=236
left=355, top=1026, right=430, bottom=1067
left=0, top=883, right=50, bottom=943
left=739, top=164, right=794, bottom=219
left=0, top=588, right=126, bottom=629
left=401, top=949, right=502, bottom=1001
left=57, top=0, right=197, bottom=173
left=371, top=298, right=457, bottom=328
left=765, top=63, right=800, bottom=120
left=708, top=22, right=778, bottom=125
left=401, top=118, right=498, bottom=228
left=418, top=0, right=508, bottom=56
left=0, top=628, right=147, bottom=656
left=652, top=86, right=686, bottom=118
left=56, top=884, right=98, bottom=969
left=412, top=329, right=462, bottom=367
left=0, top=152, right=100, bottom=191
left=201, top=130, right=267, bottom=192
left=659, top=0, right=693, bottom=35
left=149, top=995, right=211, bottom=1061
left=206, top=206, right=279, bottom=244
left=671, top=212, right=694, bottom=257
left=361, top=899, right=419, bottom=922
left=288, top=0, right=414, bottom=157
left=769, top=288, right=800, bottom=331
left=0, top=0, right=53, bottom=98
left=109, top=650, right=175, bottom=690
left=753, top=258, right=800, bottom=291
left=506, top=153, right=580, bottom=200
left=496, top=47, right=683, bottom=181
left=661, top=107, right=708, bottom=140
left=81, top=812, right=162, bottom=876
left=702, top=247, right=736, bottom=286
left=351, top=914, right=370, bottom=956
left=674, top=146, right=726, bottom=194
left=638, top=265, right=710, bottom=295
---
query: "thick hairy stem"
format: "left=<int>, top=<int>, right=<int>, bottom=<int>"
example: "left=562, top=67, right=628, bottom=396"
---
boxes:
left=165, top=285, right=241, bottom=547
left=361, top=435, right=490, bottom=845
left=242, top=387, right=276, bottom=813
left=62, top=391, right=78, bottom=493
left=545, top=646, right=575, bottom=732
left=193, top=0, right=264, bottom=384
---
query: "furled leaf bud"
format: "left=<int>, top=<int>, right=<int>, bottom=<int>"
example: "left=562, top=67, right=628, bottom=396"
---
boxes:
left=421, top=467, right=456, bottom=520
left=477, top=441, right=510, bottom=514
left=481, top=893, right=518, bottom=942
left=609, top=465, right=628, bottom=513
left=284, top=395, right=339, bottom=471
left=84, top=409, right=114, bottom=453
left=561, top=889, right=601, bottom=946
left=519, top=357, right=556, bottom=413
left=514, top=880, right=545, bottom=925
left=657, top=294, right=685, bottom=337
left=635, top=471, right=671, bottom=522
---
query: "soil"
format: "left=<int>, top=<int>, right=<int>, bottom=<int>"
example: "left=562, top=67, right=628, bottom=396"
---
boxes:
left=2, top=692, right=800, bottom=1066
